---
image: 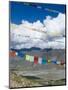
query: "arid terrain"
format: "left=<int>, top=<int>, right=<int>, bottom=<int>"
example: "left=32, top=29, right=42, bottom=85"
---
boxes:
left=9, top=49, right=66, bottom=88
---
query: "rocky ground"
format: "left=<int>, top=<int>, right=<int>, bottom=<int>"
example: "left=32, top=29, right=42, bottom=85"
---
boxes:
left=9, top=71, right=66, bottom=88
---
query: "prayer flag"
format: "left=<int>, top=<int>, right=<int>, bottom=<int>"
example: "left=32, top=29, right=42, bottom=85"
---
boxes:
left=48, top=59, right=51, bottom=63
left=30, top=56, right=34, bottom=62
left=56, top=61, right=60, bottom=65
left=9, top=51, right=16, bottom=57
left=26, top=55, right=30, bottom=61
left=61, top=60, right=64, bottom=65
left=34, top=56, right=38, bottom=64
left=51, top=57, right=57, bottom=64
left=64, top=64, right=65, bottom=67
left=52, top=60, right=57, bottom=64
left=18, top=52, right=25, bottom=57
left=42, top=57, right=47, bottom=64
left=16, top=52, right=18, bottom=56
left=38, top=57, right=42, bottom=64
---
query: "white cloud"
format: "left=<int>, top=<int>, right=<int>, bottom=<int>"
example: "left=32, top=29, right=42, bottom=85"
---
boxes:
left=47, top=37, right=65, bottom=49
left=43, top=13, right=65, bottom=37
left=10, top=13, right=65, bottom=49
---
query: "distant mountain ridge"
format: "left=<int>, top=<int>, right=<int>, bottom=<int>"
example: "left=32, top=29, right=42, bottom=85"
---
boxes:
left=10, top=47, right=53, bottom=52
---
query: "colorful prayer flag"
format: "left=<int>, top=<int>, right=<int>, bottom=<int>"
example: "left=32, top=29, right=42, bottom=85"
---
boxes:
left=64, top=64, right=65, bottom=67
left=61, top=60, right=64, bottom=65
left=34, top=56, right=38, bottom=64
left=56, top=61, right=60, bottom=65
left=51, top=57, right=57, bottom=64
left=9, top=51, right=16, bottom=57
left=16, top=52, right=18, bottom=56
left=25, top=55, right=30, bottom=61
left=38, top=57, right=42, bottom=64
left=18, top=52, right=25, bottom=57
left=48, top=59, right=51, bottom=63
left=30, top=56, right=34, bottom=62
left=51, top=60, right=57, bottom=64
left=42, top=57, right=47, bottom=64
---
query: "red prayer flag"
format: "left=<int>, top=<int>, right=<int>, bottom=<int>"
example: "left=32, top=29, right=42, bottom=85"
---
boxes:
left=34, top=56, right=38, bottom=64
left=9, top=51, right=16, bottom=57
left=61, top=60, right=64, bottom=65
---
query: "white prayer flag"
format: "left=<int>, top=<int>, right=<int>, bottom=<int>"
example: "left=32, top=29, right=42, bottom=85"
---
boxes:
left=38, top=57, right=42, bottom=64
left=56, top=61, right=60, bottom=65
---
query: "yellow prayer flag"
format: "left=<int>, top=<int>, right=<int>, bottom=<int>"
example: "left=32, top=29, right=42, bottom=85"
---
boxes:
left=48, top=59, right=51, bottom=63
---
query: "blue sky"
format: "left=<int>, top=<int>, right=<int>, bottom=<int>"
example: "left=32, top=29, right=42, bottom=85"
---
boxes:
left=10, top=1, right=65, bottom=49
left=10, top=1, right=66, bottom=24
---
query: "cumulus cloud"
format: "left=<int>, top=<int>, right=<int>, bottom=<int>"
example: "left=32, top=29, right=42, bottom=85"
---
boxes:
left=10, top=13, right=65, bottom=49
left=43, top=13, right=65, bottom=37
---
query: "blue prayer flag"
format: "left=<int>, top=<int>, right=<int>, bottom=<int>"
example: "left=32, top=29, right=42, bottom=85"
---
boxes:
left=18, top=52, right=25, bottom=57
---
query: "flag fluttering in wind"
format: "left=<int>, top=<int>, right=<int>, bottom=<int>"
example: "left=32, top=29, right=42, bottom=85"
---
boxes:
left=38, top=57, right=42, bottom=64
left=9, top=51, right=16, bottom=57
left=42, top=57, right=47, bottom=64
left=9, top=50, right=65, bottom=65
left=56, top=61, right=61, bottom=65
left=17, top=52, right=25, bottom=57
left=51, top=57, right=57, bottom=64
left=34, top=56, right=38, bottom=64
left=30, top=56, right=34, bottom=62
left=48, top=59, right=51, bottom=63
left=61, top=60, right=65, bottom=65
left=25, top=55, right=30, bottom=61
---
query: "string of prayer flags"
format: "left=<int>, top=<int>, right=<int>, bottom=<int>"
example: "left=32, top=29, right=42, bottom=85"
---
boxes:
left=38, top=57, right=42, bottom=64
left=42, top=57, right=47, bottom=64
left=9, top=51, right=65, bottom=66
left=34, top=56, right=38, bottom=64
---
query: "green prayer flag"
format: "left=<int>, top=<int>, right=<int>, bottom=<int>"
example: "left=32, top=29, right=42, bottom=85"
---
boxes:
left=26, top=55, right=30, bottom=61
left=30, top=56, right=34, bottom=62
left=42, top=57, right=47, bottom=64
